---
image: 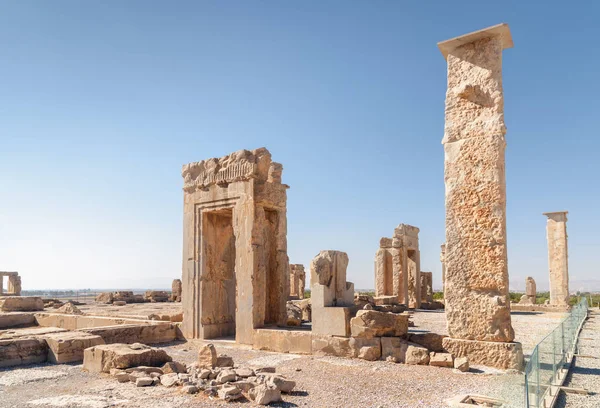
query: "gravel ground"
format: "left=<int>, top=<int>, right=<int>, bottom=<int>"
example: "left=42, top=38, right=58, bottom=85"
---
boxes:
left=555, top=309, right=600, bottom=408
left=0, top=310, right=573, bottom=408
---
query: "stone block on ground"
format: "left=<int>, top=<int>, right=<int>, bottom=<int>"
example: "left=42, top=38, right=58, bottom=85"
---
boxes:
left=0, top=337, right=48, bottom=367
left=380, top=337, right=428, bottom=364
left=286, top=302, right=302, bottom=326
left=0, top=297, right=44, bottom=312
left=43, top=331, right=105, bottom=363
left=162, top=361, right=186, bottom=374
left=253, top=328, right=312, bottom=354
left=198, top=343, right=217, bottom=368
left=442, top=337, right=524, bottom=370
left=0, top=312, right=36, bottom=329
left=218, top=385, right=242, bottom=401
left=95, top=292, right=113, bottom=304
left=454, top=356, right=470, bottom=372
left=83, top=343, right=172, bottom=373
left=312, top=306, right=351, bottom=337
left=250, top=383, right=281, bottom=405
left=216, top=354, right=234, bottom=367
left=408, top=332, right=447, bottom=352
left=429, top=352, right=454, bottom=367
left=350, top=310, right=408, bottom=338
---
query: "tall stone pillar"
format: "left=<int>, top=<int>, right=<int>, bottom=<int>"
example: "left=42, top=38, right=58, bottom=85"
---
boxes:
left=0, top=275, right=3, bottom=295
left=440, top=244, right=446, bottom=295
left=438, top=24, right=522, bottom=369
left=544, top=211, right=569, bottom=306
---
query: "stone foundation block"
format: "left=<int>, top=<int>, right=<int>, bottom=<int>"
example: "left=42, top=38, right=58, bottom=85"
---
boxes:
left=43, top=331, right=105, bottom=363
left=408, top=332, right=447, bottom=352
left=381, top=337, right=428, bottom=364
left=83, top=343, right=172, bottom=373
left=0, top=337, right=48, bottom=367
left=350, top=310, right=408, bottom=338
left=373, top=296, right=399, bottom=306
left=312, top=307, right=351, bottom=337
left=311, top=335, right=352, bottom=358
left=79, top=323, right=177, bottom=344
left=0, top=312, right=36, bottom=329
left=429, top=352, right=454, bottom=367
left=442, top=338, right=524, bottom=370
left=0, top=297, right=44, bottom=312
left=253, top=329, right=312, bottom=354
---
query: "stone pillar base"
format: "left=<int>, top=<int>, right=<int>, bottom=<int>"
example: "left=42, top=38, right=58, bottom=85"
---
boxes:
left=442, top=337, right=524, bottom=370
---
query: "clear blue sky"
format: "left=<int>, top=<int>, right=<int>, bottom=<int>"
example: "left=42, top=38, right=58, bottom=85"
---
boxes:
left=1, top=1, right=599, bottom=291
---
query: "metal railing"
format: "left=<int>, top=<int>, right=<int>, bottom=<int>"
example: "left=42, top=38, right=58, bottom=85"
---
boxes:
left=523, top=298, right=588, bottom=407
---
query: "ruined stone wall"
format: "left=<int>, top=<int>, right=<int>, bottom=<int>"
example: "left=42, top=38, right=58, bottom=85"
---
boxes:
left=181, top=148, right=289, bottom=344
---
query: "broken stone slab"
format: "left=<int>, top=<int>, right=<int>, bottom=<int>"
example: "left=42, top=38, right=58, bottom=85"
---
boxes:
left=254, top=367, right=276, bottom=374
left=216, top=354, right=234, bottom=367
left=182, top=385, right=198, bottom=394
left=408, top=332, right=447, bottom=352
left=405, top=345, right=430, bottom=365
left=234, top=367, right=254, bottom=378
left=216, top=369, right=236, bottom=384
left=136, top=377, right=154, bottom=387
left=218, top=385, right=242, bottom=401
left=125, top=366, right=164, bottom=375
left=160, top=372, right=180, bottom=387
left=429, top=352, right=454, bottom=368
left=454, top=356, right=470, bottom=372
left=0, top=312, right=36, bottom=329
left=198, top=343, right=217, bottom=368
left=83, top=343, right=172, bottom=373
left=113, top=301, right=127, bottom=306
left=0, top=337, right=48, bottom=368
left=95, top=292, right=113, bottom=304
left=350, top=310, right=408, bottom=338
left=232, top=380, right=256, bottom=392
left=0, top=296, right=44, bottom=312
left=380, top=338, right=428, bottom=364
left=250, top=383, right=282, bottom=405
left=42, top=331, right=105, bottom=363
left=162, top=361, right=187, bottom=374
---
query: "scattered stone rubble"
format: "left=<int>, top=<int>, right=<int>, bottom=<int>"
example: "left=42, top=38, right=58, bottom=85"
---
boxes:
left=54, top=301, right=84, bottom=315
left=102, top=343, right=297, bottom=405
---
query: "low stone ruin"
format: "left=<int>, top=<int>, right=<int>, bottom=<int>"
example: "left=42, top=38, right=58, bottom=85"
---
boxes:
left=87, top=343, right=297, bottom=405
left=0, top=271, right=22, bottom=296
left=171, top=279, right=182, bottom=302
left=0, top=296, right=44, bottom=312
left=519, top=277, right=536, bottom=305
left=145, top=290, right=170, bottom=303
left=289, top=264, right=306, bottom=300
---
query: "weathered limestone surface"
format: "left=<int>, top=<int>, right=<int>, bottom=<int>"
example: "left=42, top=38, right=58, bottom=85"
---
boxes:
left=171, top=279, right=182, bottom=302
left=311, top=251, right=354, bottom=337
left=311, top=335, right=381, bottom=360
left=544, top=212, right=569, bottom=306
left=0, top=312, right=36, bottom=329
left=350, top=310, right=408, bottom=338
left=439, top=24, right=522, bottom=369
left=43, top=331, right=105, bottom=363
left=0, top=337, right=48, bottom=367
left=0, top=296, right=44, bottom=312
left=380, top=337, right=429, bottom=364
left=519, top=277, right=536, bottom=304
left=374, top=225, right=421, bottom=307
left=79, top=323, right=177, bottom=344
left=253, top=329, right=312, bottom=354
left=181, top=148, right=289, bottom=344
left=442, top=337, right=523, bottom=370
left=83, top=343, right=172, bottom=373
left=440, top=24, right=515, bottom=343
left=420, top=272, right=433, bottom=303
left=440, top=244, right=446, bottom=294
left=408, top=332, right=447, bottom=352
left=289, top=264, right=306, bottom=299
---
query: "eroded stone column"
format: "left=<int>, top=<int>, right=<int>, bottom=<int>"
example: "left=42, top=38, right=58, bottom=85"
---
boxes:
left=438, top=24, right=523, bottom=369
left=544, top=211, right=569, bottom=306
left=311, top=250, right=354, bottom=337
left=289, top=264, right=306, bottom=299
left=420, top=271, right=433, bottom=303
left=440, top=244, right=446, bottom=295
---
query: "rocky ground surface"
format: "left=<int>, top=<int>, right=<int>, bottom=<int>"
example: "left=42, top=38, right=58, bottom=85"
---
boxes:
left=0, top=310, right=576, bottom=408
left=555, top=308, right=600, bottom=408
